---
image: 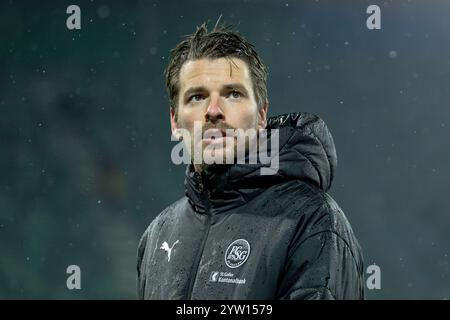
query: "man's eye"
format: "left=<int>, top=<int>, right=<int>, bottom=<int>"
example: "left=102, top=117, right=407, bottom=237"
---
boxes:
left=188, top=94, right=204, bottom=103
left=228, top=91, right=242, bottom=99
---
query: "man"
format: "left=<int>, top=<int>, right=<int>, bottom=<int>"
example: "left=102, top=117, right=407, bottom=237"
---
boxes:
left=137, top=22, right=364, bottom=300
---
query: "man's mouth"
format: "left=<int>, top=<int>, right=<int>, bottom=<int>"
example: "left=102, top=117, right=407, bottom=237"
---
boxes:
left=202, top=128, right=233, bottom=145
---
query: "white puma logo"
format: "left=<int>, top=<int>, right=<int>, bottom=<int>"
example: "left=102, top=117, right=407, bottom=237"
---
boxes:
left=160, top=240, right=180, bottom=262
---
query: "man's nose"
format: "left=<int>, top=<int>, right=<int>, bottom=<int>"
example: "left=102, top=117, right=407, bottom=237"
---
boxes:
left=205, top=96, right=225, bottom=123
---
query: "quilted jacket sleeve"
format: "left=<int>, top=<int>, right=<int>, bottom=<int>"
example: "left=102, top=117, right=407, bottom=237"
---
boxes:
left=276, top=200, right=365, bottom=300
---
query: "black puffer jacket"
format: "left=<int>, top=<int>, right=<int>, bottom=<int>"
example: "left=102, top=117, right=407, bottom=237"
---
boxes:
left=137, top=112, right=364, bottom=300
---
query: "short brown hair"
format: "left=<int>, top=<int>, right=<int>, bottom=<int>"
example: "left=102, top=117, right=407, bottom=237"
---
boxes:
left=164, top=22, right=268, bottom=118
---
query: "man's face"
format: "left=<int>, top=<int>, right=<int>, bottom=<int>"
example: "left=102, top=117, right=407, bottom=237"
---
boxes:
left=170, top=57, right=267, bottom=170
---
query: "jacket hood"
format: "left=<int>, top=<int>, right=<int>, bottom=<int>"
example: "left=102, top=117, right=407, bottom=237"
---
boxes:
left=185, top=112, right=338, bottom=213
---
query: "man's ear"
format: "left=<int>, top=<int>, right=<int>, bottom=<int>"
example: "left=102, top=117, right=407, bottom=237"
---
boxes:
left=170, top=108, right=182, bottom=140
left=258, top=102, right=268, bottom=129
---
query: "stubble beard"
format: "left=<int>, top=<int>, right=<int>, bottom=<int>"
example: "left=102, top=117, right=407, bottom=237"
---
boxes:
left=192, top=118, right=260, bottom=174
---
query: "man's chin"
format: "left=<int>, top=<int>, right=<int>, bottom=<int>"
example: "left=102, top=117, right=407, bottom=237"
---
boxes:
left=201, top=147, right=235, bottom=165
left=193, top=162, right=232, bottom=175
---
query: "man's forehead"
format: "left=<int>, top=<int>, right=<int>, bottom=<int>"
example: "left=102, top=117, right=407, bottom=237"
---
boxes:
left=179, top=57, right=251, bottom=89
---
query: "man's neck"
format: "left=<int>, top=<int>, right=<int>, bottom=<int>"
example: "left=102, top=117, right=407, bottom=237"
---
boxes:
left=193, top=163, right=204, bottom=174
left=192, top=163, right=230, bottom=176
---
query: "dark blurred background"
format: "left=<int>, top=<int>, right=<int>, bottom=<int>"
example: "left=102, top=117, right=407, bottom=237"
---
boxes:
left=1, top=0, right=449, bottom=299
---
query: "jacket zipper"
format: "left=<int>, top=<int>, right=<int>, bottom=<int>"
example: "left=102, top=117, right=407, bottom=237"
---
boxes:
left=186, top=183, right=213, bottom=299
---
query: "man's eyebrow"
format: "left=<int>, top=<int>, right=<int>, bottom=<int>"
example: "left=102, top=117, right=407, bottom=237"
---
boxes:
left=183, top=84, right=249, bottom=101
left=183, top=86, right=207, bottom=100
left=222, top=83, right=248, bottom=95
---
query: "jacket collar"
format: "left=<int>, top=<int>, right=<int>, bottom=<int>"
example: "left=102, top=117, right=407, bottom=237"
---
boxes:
left=184, top=112, right=338, bottom=214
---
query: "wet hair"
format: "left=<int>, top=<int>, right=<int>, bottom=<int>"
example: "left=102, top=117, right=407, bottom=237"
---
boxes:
left=164, top=21, right=268, bottom=118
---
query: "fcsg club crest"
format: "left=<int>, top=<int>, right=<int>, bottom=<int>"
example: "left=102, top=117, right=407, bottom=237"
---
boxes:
left=225, top=239, right=250, bottom=269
